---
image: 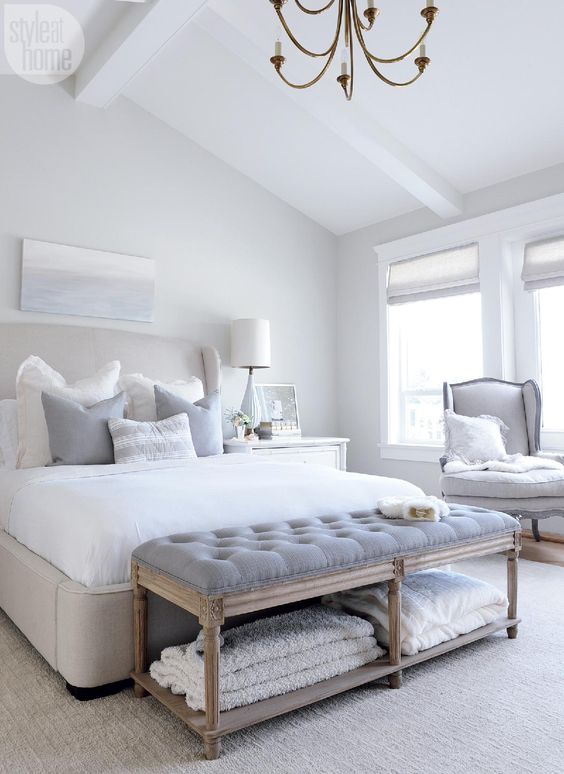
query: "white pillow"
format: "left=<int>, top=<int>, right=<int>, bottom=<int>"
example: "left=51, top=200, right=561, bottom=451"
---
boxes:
left=443, top=409, right=508, bottom=464
left=108, top=413, right=196, bottom=464
left=16, top=356, right=121, bottom=469
left=119, top=373, right=204, bottom=421
left=0, top=399, right=18, bottom=470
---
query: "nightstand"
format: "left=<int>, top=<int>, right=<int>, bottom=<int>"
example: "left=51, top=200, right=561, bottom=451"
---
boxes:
left=223, top=436, right=349, bottom=471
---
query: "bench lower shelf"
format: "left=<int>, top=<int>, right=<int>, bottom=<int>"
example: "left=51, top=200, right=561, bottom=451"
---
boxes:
left=131, top=615, right=519, bottom=740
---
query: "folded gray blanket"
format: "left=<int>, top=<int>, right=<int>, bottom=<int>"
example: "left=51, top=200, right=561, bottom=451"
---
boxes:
left=150, top=605, right=385, bottom=712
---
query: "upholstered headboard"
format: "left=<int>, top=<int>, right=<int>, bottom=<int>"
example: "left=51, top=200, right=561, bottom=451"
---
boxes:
left=0, top=324, right=221, bottom=399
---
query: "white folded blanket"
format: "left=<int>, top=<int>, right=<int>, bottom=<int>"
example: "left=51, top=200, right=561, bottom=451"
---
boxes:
left=377, top=495, right=449, bottom=522
left=443, top=453, right=563, bottom=474
left=323, top=570, right=507, bottom=656
left=149, top=605, right=385, bottom=712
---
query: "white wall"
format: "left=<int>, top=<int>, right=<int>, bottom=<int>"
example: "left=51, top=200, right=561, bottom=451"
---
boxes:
left=337, top=170, right=564, bottom=536
left=0, top=76, right=338, bottom=435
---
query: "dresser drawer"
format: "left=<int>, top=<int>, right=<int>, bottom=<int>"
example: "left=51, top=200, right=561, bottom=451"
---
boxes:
left=258, top=446, right=340, bottom=469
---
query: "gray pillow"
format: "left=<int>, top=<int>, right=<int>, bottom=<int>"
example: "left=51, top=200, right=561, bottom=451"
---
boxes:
left=42, top=391, right=126, bottom=466
left=154, top=387, right=223, bottom=457
left=107, top=413, right=196, bottom=464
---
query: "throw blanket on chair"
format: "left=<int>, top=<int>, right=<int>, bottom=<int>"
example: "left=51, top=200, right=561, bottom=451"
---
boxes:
left=323, top=570, right=507, bottom=656
left=443, top=453, right=563, bottom=474
left=150, top=605, right=384, bottom=712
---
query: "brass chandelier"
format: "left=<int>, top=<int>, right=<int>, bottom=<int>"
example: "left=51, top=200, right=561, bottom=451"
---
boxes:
left=269, top=0, right=439, bottom=101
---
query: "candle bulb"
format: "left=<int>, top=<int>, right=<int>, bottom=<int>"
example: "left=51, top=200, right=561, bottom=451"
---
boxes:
left=419, top=43, right=426, bottom=58
left=426, top=0, right=434, bottom=7
left=341, top=47, right=349, bottom=76
left=367, top=0, right=375, bottom=8
left=275, top=39, right=282, bottom=57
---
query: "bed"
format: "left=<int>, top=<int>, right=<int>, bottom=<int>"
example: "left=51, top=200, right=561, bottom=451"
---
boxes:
left=0, top=323, right=423, bottom=692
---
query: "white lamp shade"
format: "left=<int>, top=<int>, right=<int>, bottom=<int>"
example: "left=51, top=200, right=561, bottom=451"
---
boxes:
left=231, top=318, right=271, bottom=369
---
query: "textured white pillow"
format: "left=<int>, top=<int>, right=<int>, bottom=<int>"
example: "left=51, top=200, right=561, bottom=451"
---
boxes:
left=16, top=356, right=121, bottom=469
left=0, top=399, right=18, bottom=470
left=444, top=409, right=508, bottom=464
left=108, top=413, right=196, bottom=464
left=119, top=373, right=204, bottom=421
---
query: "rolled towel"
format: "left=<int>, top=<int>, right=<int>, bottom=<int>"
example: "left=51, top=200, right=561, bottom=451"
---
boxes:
left=323, top=570, right=508, bottom=656
left=377, top=495, right=449, bottom=522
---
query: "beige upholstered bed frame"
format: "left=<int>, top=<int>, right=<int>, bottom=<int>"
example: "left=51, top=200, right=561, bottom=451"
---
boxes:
left=0, top=323, right=221, bottom=689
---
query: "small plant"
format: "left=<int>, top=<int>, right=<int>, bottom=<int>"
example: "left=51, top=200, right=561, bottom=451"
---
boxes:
left=225, top=408, right=253, bottom=428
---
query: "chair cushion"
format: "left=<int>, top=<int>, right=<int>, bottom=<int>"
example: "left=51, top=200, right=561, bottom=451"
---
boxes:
left=132, top=506, right=519, bottom=595
left=441, top=467, right=564, bottom=499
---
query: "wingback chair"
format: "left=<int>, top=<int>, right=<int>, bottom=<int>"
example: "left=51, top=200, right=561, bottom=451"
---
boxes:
left=439, top=377, right=564, bottom=541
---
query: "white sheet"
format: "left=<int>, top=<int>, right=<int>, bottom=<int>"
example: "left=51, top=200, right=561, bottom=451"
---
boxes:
left=0, top=456, right=422, bottom=588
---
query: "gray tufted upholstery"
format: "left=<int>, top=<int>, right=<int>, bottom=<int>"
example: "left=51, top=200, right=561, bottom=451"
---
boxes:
left=133, top=506, right=519, bottom=595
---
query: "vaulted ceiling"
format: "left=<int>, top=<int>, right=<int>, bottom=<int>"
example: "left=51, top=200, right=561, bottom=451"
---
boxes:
left=67, top=0, right=564, bottom=234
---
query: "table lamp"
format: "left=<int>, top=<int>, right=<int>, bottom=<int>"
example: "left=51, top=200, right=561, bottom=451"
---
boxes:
left=231, top=318, right=271, bottom=427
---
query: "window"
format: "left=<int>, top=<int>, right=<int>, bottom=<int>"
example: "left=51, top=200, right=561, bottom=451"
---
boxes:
left=388, top=293, right=483, bottom=444
left=537, top=286, right=564, bottom=430
left=386, top=243, right=482, bottom=446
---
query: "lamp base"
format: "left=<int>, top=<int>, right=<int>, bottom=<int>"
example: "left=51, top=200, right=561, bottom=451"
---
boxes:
left=241, top=369, right=260, bottom=429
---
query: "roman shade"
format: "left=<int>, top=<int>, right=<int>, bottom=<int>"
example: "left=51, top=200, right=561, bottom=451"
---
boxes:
left=521, top=236, right=564, bottom=291
left=387, top=243, right=480, bottom=305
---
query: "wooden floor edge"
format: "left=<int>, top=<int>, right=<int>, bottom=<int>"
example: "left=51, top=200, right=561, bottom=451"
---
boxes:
left=522, top=528, right=564, bottom=545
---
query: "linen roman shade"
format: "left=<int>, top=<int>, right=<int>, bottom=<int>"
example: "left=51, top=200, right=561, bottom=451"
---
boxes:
left=387, top=243, right=480, bottom=306
left=521, top=236, right=564, bottom=291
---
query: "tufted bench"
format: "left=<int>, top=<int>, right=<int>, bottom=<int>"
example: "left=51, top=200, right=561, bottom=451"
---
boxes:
left=131, top=504, right=521, bottom=759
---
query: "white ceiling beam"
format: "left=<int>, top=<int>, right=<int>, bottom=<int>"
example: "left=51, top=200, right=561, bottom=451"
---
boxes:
left=75, top=0, right=208, bottom=108
left=196, top=7, right=463, bottom=219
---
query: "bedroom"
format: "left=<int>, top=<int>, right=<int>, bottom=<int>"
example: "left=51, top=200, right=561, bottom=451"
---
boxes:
left=0, top=0, right=563, bottom=771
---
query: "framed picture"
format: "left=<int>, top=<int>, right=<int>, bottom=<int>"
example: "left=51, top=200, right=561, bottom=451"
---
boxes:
left=255, top=384, right=301, bottom=436
left=21, top=238, right=155, bottom=323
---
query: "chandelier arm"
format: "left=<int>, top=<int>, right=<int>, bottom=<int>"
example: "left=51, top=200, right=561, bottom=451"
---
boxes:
left=362, top=51, right=426, bottom=87
left=274, top=46, right=339, bottom=89
left=275, top=1, right=342, bottom=58
left=353, top=9, right=434, bottom=64
left=294, top=0, right=336, bottom=14
left=350, top=0, right=374, bottom=31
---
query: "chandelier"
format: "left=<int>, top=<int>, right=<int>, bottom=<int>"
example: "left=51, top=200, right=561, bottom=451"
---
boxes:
left=269, top=1, right=439, bottom=101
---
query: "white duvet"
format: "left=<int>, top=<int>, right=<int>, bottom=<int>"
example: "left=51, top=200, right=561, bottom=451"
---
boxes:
left=0, top=455, right=422, bottom=588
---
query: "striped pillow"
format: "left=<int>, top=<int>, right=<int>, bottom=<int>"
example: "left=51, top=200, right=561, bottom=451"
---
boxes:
left=108, top=413, right=196, bottom=464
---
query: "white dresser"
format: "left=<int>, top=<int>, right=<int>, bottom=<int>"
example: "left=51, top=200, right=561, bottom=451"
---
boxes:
left=223, top=436, right=349, bottom=471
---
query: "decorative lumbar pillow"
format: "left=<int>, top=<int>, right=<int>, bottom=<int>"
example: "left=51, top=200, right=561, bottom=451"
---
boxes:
left=154, top=387, right=223, bottom=457
left=0, top=399, right=19, bottom=470
left=119, top=373, right=204, bottom=422
left=108, top=413, right=196, bottom=464
left=42, top=391, right=126, bottom=466
left=16, top=356, right=121, bottom=469
left=443, top=409, right=508, bottom=464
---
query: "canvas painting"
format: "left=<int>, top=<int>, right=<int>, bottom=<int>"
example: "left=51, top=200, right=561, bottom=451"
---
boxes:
left=21, top=239, right=155, bottom=322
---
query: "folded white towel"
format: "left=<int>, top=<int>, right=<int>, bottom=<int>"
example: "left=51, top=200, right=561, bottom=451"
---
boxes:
left=377, top=495, right=449, bottom=522
left=323, top=570, right=507, bottom=656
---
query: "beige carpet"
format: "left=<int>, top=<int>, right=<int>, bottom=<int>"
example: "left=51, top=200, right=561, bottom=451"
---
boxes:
left=1, top=556, right=563, bottom=774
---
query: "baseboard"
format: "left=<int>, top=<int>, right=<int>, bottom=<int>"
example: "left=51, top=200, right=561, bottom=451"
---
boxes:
left=522, top=529, right=564, bottom=545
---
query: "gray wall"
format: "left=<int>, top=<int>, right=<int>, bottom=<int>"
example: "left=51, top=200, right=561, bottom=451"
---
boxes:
left=0, top=77, right=338, bottom=435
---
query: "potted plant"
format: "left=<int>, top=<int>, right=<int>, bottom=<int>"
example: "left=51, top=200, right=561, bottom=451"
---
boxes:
left=225, top=409, right=254, bottom=440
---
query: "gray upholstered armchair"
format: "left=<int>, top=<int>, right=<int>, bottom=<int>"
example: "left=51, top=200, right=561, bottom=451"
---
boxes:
left=440, top=377, right=564, bottom=541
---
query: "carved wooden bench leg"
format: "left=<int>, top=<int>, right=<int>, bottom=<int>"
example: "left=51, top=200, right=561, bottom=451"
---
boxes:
left=132, top=563, right=148, bottom=698
left=387, top=566, right=403, bottom=688
left=507, top=537, right=520, bottom=639
left=201, top=596, right=224, bottom=760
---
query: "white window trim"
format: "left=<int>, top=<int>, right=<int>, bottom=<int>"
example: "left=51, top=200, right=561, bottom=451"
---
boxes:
left=376, top=192, right=564, bottom=463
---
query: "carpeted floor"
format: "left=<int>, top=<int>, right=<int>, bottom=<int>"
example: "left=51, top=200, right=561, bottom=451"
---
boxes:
left=1, top=556, right=563, bottom=774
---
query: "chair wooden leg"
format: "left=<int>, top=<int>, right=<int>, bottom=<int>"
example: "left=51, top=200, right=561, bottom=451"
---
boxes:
left=531, top=519, right=541, bottom=542
left=507, top=549, right=519, bottom=639
left=204, top=624, right=221, bottom=759
left=132, top=565, right=148, bottom=698
left=387, top=577, right=402, bottom=688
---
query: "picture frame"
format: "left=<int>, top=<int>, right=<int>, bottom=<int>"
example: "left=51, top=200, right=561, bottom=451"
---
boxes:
left=255, top=383, right=301, bottom=436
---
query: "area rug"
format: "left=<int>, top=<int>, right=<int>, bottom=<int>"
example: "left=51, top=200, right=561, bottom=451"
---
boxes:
left=1, top=556, right=563, bottom=774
